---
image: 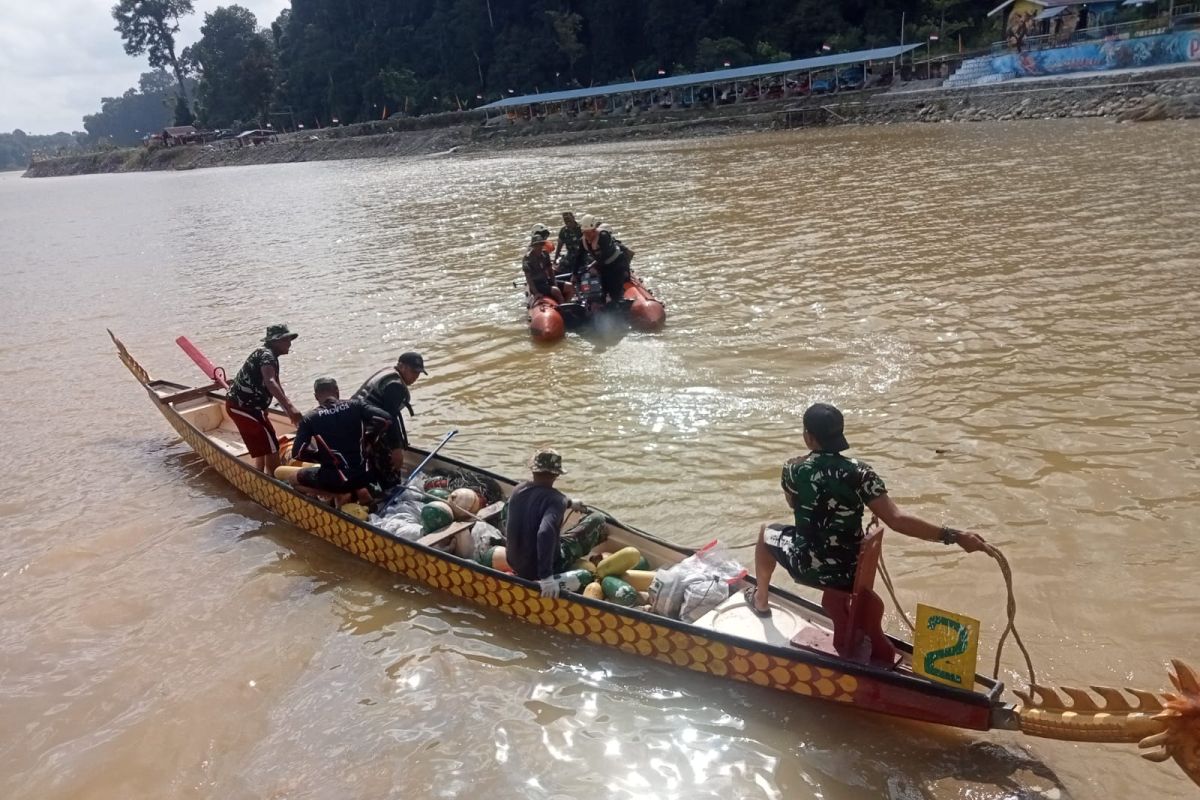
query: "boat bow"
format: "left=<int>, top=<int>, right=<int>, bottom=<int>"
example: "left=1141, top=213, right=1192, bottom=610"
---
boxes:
left=1015, top=659, right=1200, bottom=787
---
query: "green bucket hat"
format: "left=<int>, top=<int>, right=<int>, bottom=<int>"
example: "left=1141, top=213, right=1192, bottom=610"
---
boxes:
left=529, top=447, right=565, bottom=475
left=263, top=323, right=299, bottom=343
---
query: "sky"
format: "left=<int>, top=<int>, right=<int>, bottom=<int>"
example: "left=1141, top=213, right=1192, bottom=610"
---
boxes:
left=0, top=0, right=289, bottom=134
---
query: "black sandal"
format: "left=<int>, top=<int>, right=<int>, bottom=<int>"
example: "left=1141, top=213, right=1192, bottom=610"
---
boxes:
left=743, top=586, right=772, bottom=618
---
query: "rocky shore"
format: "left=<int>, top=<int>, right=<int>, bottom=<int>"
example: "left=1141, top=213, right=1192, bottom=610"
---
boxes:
left=24, top=64, right=1200, bottom=178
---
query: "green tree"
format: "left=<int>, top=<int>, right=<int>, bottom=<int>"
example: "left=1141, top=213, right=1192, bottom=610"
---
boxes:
left=239, top=35, right=277, bottom=126
left=644, top=0, right=704, bottom=70
left=368, top=68, right=419, bottom=116
left=546, top=10, right=586, bottom=81
left=215, top=0, right=1002, bottom=123
left=111, top=0, right=195, bottom=105
left=0, top=130, right=87, bottom=170
left=173, top=95, right=195, bottom=125
left=695, top=36, right=751, bottom=70
left=753, top=40, right=792, bottom=63
left=83, top=70, right=184, bottom=144
left=186, top=6, right=276, bottom=128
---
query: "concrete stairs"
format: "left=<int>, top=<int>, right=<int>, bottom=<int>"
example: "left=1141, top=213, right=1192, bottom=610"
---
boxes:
left=943, top=55, right=1016, bottom=89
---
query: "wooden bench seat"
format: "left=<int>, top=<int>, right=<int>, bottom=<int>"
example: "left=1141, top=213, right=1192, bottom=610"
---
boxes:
left=790, top=525, right=898, bottom=666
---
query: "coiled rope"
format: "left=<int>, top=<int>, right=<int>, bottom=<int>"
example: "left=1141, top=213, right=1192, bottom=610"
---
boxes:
left=874, top=515, right=1037, bottom=689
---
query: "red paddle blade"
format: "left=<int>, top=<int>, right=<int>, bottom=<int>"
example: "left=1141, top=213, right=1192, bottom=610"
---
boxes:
left=176, top=336, right=230, bottom=388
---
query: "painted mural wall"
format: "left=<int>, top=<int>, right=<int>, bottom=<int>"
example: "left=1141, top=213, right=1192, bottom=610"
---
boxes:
left=990, top=30, right=1200, bottom=77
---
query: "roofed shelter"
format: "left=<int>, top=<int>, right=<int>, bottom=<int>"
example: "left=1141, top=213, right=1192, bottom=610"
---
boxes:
left=478, top=44, right=921, bottom=118
left=161, top=126, right=200, bottom=146
left=235, top=129, right=278, bottom=147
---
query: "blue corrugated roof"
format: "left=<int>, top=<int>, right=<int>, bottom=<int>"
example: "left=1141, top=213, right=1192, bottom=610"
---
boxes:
left=478, top=44, right=922, bottom=110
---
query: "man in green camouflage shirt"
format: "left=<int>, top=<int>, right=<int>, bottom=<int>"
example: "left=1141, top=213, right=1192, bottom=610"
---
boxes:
left=747, top=403, right=988, bottom=625
left=555, top=211, right=585, bottom=277
left=226, top=324, right=304, bottom=474
left=775, top=446, right=888, bottom=589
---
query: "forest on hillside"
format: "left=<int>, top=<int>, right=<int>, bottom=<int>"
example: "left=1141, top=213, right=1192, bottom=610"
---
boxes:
left=69, top=0, right=1001, bottom=147
left=0, top=131, right=89, bottom=171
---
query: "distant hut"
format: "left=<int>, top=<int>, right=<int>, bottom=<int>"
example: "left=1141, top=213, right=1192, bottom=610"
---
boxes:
left=161, top=126, right=200, bottom=146
left=234, top=129, right=278, bottom=147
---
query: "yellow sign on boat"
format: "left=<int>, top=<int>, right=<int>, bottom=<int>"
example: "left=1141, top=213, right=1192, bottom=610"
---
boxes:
left=913, top=603, right=980, bottom=688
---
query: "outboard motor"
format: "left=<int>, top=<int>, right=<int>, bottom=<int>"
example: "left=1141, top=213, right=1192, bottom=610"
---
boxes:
left=577, top=269, right=605, bottom=304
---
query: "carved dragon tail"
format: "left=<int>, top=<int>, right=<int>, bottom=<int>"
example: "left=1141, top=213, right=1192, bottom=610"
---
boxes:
left=1015, top=660, right=1200, bottom=788
left=108, top=329, right=151, bottom=385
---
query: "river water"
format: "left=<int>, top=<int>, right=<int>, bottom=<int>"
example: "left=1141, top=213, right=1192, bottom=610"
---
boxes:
left=1, top=120, right=1198, bottom=799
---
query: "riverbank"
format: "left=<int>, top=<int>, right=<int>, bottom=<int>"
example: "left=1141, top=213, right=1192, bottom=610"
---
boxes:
left=24, top=63, right=1200, bottom=178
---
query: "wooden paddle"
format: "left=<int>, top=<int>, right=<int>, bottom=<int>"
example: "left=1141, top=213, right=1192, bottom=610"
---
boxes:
left=177, top=335, right=229, bottom=388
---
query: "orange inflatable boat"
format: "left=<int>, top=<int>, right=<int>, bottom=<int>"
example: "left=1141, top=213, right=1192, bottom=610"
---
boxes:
left=525, top=273, right=666, bottom=342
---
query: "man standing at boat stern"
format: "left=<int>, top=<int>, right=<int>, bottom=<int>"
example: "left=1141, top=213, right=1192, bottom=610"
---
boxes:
left=747, top=403, right=988, bottom=650
left=579, top=215, right=633, bottom=305
left=226, top=324, right=304, bottom=474
left=555, top=211, right=585, bottom=278
left=352, top=351, right=427, bottom=488
left=505, top=448, right=607, bottom=591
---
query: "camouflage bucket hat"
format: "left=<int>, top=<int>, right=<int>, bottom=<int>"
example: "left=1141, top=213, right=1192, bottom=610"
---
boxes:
left=263, top=323, right=299, bottom=343
left=529, top=447, right=565, bottom=475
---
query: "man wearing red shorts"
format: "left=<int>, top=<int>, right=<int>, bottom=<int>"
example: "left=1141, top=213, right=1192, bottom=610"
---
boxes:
left=226, top=324, right=304, bottom=473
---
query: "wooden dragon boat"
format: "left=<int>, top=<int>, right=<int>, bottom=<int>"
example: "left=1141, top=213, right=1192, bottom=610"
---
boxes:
left=109, top=330, right=1199, bottom=790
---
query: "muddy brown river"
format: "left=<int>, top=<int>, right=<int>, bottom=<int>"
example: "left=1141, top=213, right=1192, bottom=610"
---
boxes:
left=1, top=119, right=1198, bottom=799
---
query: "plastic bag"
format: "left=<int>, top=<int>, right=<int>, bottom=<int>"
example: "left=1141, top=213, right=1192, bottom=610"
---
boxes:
left=370, top=470, right=430, bottom=541
left=370, top=496, right=426, bottom=541
left=466, top=519, right=504, bottom=561
left=648, top=540, right=747, bottom=620
left=376, top=470, right=428, bottom=517
left=680, top=575, right=728, bottom=622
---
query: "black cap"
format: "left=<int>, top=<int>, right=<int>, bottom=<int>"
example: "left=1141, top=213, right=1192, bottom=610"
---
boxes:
left=803, top=403, right=850, bottom=452
left=397, top=352, right=428, bottom=375
left=313, top=376, right=339, bottom=392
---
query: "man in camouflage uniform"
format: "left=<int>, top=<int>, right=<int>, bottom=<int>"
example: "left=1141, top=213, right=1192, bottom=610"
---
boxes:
left=747, top=404, right=988, bottom=651
left=554, top=211, right=585, bottom=278
left=523, top=224, right=564, bottom=302
left=226, top=324, right=304, bottom=474
left=501, top=448, right=607, bottom=589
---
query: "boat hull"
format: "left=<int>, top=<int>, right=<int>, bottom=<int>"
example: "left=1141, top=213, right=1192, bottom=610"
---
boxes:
left=528, top=296, right=565, bottom=341
left=525, top=273, right=667, bottom=340
left=113, top=333, right=1000, bottom=732
left=623, top=275, right=666, bottom=332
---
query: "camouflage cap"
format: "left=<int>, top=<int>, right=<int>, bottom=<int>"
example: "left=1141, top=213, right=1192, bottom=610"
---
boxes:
left=529, top=447, right=565, bottom=475
left=263, top=323, right=298, bottom=343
